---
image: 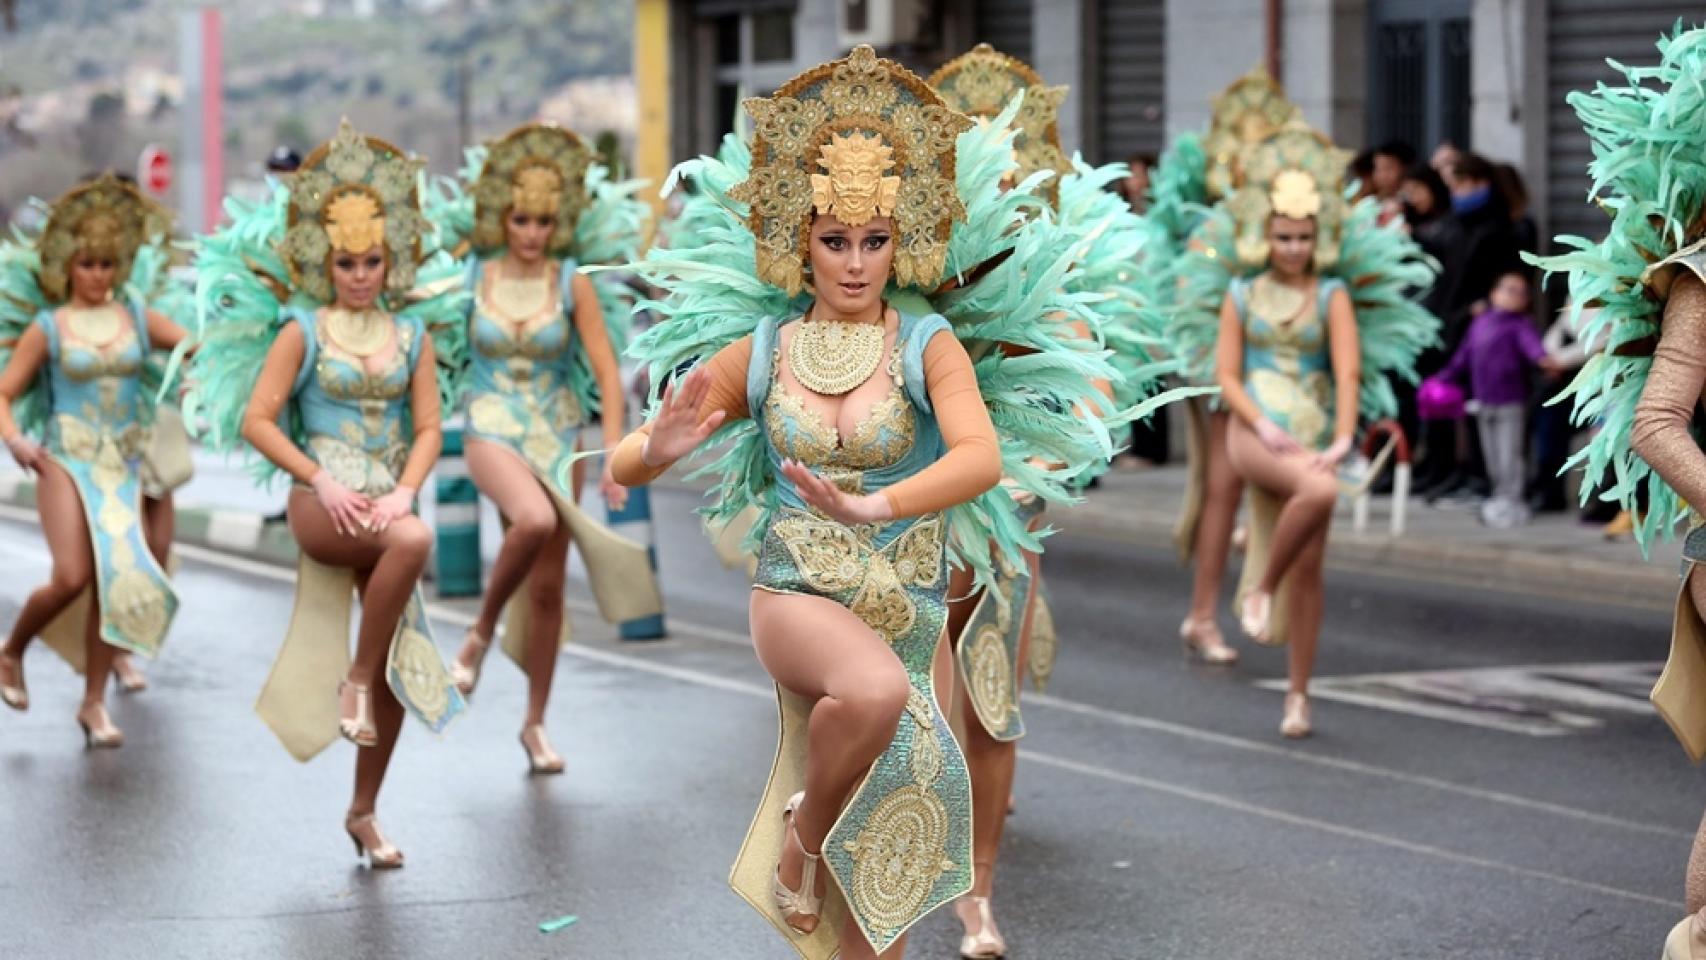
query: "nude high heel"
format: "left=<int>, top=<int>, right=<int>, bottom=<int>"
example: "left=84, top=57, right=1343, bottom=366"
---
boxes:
left=956, top=895, right=1007, bottom=958
left=337, top=680, right=379, bottom=747
left=1239, top=590, right=1274, bottom=645
left=772, top=791, right=823, bottom=935
left=450, top=628, right=491, bottom=697
left=1280, top=692, right=1312, bottom=739
left=1179, top=617, right=1239, bottom=665
left=76, top=701, right=123, bottom=749
left=345, top=812, right=404, bottom=869
left=112, top=653, right=148, bottom=693
left=1663, top=915, right=1706, bottom=960
left=0, top=650, right=28, bottom=711
left=520, top=724, right=566, bottom=775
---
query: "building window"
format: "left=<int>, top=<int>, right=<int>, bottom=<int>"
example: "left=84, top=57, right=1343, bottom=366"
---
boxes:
left=1368, top=0, right=1471, bottom=153
left=714, top=14, right=741, bottom=68
left=753, top=9, right=794, bottom=64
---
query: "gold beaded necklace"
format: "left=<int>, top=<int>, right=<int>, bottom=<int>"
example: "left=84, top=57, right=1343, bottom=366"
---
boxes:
left=64, top=302, right=127, bottom=349
left=325, top=307, right=392, bottom=358
left=788, top=304, right=887, bottom=397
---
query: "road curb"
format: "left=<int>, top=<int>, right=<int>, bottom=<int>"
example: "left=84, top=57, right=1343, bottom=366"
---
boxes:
left=0, top=476, right=300, bottom=569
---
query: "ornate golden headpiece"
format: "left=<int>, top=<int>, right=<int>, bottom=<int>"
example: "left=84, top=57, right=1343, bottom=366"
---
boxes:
left=37, top=174, right=170, bottom=304
left=1202, top=67, right=1302, bottom=201
left=928, top=43, right=1069, bottom=204
left=1225, top=119, right=1353, bottom=270
left=280, top=120, right=427, bottom=304
left=470, top=122, right=594, bottom=257
left=729, top=45, right=974, bottom=296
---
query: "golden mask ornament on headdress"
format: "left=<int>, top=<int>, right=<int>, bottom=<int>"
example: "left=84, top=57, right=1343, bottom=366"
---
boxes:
left=928, top=43, right=1068, bottom=205
left=36, top=174, right=170, bottom=305
left=1202, top=67, right=1303, bottom=201
left=280, top=120, right=426, bottom=304
left=1226, top=119, right=1352, bottom=270
left=729, top=45, right=974, bottom=296
left=470, top=123, right=594, bottom=258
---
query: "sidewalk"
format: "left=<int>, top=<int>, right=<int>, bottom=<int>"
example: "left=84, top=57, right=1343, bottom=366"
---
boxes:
left=0, top=453, right=1681, bottom=612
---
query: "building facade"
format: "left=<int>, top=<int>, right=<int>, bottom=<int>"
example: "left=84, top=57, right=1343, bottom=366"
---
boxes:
left=635, top=0, right=1703, bottom=255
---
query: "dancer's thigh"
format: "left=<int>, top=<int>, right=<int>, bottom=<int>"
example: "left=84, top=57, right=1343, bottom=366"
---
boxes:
left=466, top=438, right=557, bottom=531
left=37, top=459, right=95, bottom=585
left=286, top=487, right=386, bottom=571
left=749, top=589, right=907, bottom=703
left=1226, top=418, right=1332, bottom=501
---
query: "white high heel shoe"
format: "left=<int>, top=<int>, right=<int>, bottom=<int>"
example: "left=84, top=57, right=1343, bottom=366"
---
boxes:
left=956, top=895, right=1006, bottom=958
left=772, top=791, right=823, bottom=935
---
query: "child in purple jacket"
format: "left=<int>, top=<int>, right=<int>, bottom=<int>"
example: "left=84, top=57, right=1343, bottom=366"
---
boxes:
left=1437, top=270, right=1560, bottom=527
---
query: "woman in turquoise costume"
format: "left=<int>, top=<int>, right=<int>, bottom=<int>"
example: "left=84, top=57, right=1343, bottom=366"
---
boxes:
left=612, top=46, right=1124, bottom=960
left=423, top=122, right=661, bottom=775
left=926, top=42, right=1194, bottom=958
left=1175, top=119, right=1436, bottom=736
left=0, top=175, right=185, bottom=748
left=184, top=122, right=466, bottom=868
left=1528, top=25, right=1706, bottom=958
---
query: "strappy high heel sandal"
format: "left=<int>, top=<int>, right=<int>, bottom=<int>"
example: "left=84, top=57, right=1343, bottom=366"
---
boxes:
left=0, top=649, right=28, bottom=711
left=772, top=791, right=823, bottom=935
left=337, top=680, right=379, bottom=747
left=450, top=628, right=491, bottom=697
left=1179, top=617, right=1239, bottom=665
left=112, top=653, right=148, bottom=693
left=345, top=812, right=404, bottom=869
left=1239, top=590, right=1274, bottom=645
left=955, top=895, right=1007, bottom=959
left=520, top=724, right=566, bottom=775
left=1280, top=692, right=1313, bottom=739
left=76, top=701, right=123, bottom=749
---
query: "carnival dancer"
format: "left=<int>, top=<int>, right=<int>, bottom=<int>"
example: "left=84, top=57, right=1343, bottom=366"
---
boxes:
left=424, top=122, right=661, bottom=774
left=613, top=46, right=1123, bottom=960
left=0, top=175, right=186, bottom=747
left=1179, top=119, right=1436, bottom=736
left=1528, top=25, right=1706, bottom=958
left=185, top=122, right=467, bottom=867
left=1157, top=67, right=1305, bottom=667
left=926, top=43, right=1195, bottom=958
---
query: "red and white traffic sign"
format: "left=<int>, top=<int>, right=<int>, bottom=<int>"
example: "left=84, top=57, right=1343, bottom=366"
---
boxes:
left=138, top=144, right=172, bottom=195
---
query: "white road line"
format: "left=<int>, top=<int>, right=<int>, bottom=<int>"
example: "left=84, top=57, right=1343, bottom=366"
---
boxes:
left=1, top=505, right=1684, bottom=845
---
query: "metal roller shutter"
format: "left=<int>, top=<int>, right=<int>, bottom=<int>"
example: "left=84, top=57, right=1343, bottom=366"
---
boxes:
left=1096, top=0, right=1164, bottom=163
left=975, top=0, right=1033, bottom=63
left=1546, top=2, right=1699, bottom=254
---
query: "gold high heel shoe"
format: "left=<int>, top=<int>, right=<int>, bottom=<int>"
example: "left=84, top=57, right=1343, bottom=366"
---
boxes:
left=0, top=650, right=28, bottom=711
left=337, top=680, right=379, bottom=747
left=772, top=791, right=823, bottom=935
left=76, top=701, right=123, bottom=749
left=1665, top=915, right=1706, bottom=959
left=450, top=628, right=491, bottom=697
left=520, top=724, right=566, bottom=775
left=345, top=812, right=405, bottom=869
left=1179, top=617, right=1239, bottom=665
left=1239, top=590, right=1274, bottom=645
left=955, top=895, right=1006, bottom=959
left=1280, top=692, right=1312, bottom=739
left=112, top=653, right=148, bottom=693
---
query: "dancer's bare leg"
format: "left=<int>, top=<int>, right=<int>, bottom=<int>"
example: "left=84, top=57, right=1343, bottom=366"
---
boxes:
left=751, top=588, right=911, bottom=955
left=286, top=488, right=433, bottom=688
left=464, top=439, right=557, bottom=644
left=1187, top=411, right=1244, bottom=621
left=349, top=570, right=406, bottom=818
left=1284, top=528, right=1328, bottom=694
left=4, top=460, right=94, bottom=659
left=1226, top=418, right=1337, bottom=594
left=523, top=520, right=570, bottom=727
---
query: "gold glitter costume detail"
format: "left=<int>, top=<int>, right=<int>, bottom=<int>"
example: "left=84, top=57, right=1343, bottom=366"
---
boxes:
left=36, top=175, right=170, bottom=304
left=770, top=511, right=944, bottom=644
left=1226, top=119, right=1353, bottom=270
left=788, top=318, right=886, bottom=396
left=469, top=123, right=595, bottom=257
left=729, top=45, right=973, bottom=296
left=928, top=43, right=1069, bottom=204
left=1201, top=67, right=1302, bottom=202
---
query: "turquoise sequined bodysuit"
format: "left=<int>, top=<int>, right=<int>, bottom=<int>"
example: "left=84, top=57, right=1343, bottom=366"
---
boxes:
left=743, top=310, right=973, bottom=955
left=285, top=307, right=465, bottom=734
left=37, top=301, right=177, bottom=656
left=1233, top=274, right=1343, bottom=451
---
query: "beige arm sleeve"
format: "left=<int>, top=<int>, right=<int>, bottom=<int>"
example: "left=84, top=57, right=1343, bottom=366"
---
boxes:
left=397, top=336, right=442, bottom=491
left=240, top=321, right=322, bottom=486
left=0, top=324, right=47, bottom=441
left=1633, top=272, right=1706, bottom=510
left=569, top=271, right=627, bottom=450
left=610, top=336, right=753, bottom=486
left=880, top=331, right=1002, bottom=518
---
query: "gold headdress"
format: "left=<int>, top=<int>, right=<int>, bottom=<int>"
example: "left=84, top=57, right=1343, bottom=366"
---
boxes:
left=279, top=120, right=427, bottom=303
left=729, top=44, right=974, bottom=296
left=928, top=43, right=1069, bottom=203
left=1202, top=67, right=1302, bottom=201
left=1225, top=119, right=1353, bottom=270
left=470, top=122, right=594, bottom=257
left=36, top=174, right=170, bottom=304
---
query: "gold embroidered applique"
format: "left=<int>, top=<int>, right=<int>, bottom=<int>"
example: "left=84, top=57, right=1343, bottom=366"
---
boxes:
left=771, top=511, right=944, bottom=643
left=390, top=621, right=453, bottom=725
left=469, top=123, right=594, bottom=257
left=966, top=623, right=1015, bottom=730
left=928, top=43, right=1069, bottom=203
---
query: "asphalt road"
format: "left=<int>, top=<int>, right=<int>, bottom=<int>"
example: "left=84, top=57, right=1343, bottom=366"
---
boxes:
left=0, top=486, right=1696, bottom=960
